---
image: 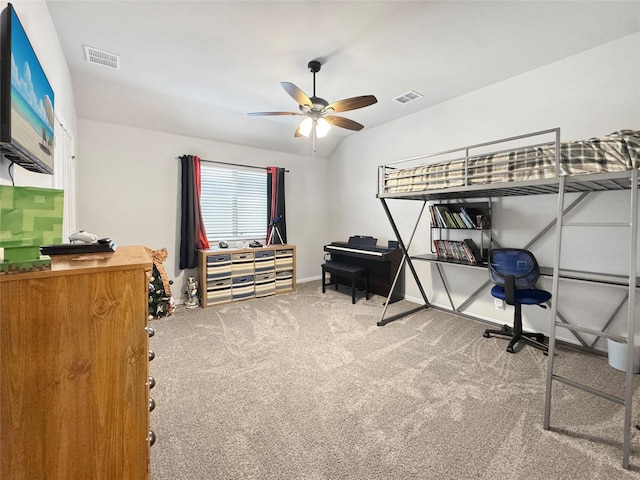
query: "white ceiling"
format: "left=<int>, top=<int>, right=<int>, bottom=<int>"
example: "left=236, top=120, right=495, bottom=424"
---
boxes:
left=45, top=1, right=640, bottom=160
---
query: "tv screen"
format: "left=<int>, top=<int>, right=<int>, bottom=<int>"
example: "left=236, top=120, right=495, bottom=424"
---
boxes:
left=0, top=3, right=55, bottom=174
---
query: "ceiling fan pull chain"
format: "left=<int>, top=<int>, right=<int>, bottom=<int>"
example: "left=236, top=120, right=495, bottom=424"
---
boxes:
left=312, top=124, right=317, bottom=154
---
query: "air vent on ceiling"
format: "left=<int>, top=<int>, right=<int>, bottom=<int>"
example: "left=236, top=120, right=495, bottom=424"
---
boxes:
left=84, top=45, right=120, bottom=70
left=394, top=90, right=423, bottom=104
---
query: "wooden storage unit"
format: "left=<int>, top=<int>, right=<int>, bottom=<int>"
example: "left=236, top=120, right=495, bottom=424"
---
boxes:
left=0, top=245, right=154, bottom=480
left=199, top=245, right=296, bottom=308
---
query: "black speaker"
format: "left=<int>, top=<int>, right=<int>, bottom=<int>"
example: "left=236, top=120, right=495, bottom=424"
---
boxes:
left=388, top=240, right=399, bottom=249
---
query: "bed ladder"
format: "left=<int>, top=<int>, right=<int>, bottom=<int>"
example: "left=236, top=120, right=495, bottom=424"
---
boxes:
left=543, top=169, right=639, bottom=469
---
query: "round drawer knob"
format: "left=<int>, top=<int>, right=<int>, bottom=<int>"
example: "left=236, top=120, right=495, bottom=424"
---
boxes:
left=148, top=376, right=156, bottom=389
left=145, top=326, right=155, bottom=338
left=148, top=349, right=155, bottom=361
left=148, top=430, right=156, bottom=446
left=149, top=397, right=156, bottom=412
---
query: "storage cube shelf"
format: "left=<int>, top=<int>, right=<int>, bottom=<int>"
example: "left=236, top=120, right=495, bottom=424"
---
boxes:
left=198, top=245, right=296, bottom=308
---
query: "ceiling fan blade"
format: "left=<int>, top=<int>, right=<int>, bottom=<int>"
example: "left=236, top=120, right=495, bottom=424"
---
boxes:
left=324, top=115, right=364, bottom=131
left=326, top=95, right=377, bottom=113
left=281, top=82, right=312, bottom=107
left=247, top=111, right=301, bottom=116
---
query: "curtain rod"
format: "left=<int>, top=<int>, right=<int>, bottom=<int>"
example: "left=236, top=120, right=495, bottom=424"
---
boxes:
left=198, top=158, right=289, bottom=172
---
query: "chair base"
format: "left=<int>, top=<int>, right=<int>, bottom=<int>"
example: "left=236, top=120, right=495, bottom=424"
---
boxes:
left=483, top=324, right=548, bottom=355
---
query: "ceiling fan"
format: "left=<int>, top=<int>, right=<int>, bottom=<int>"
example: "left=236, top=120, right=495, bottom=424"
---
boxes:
left=248, top=60, right=377, bottom=141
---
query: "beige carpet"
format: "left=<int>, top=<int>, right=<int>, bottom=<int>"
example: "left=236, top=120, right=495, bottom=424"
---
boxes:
left=149, top=281, right=640, bottom=479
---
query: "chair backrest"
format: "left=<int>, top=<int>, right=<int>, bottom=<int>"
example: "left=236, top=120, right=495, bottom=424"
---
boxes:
left=488, top=248, right=540, bottom=289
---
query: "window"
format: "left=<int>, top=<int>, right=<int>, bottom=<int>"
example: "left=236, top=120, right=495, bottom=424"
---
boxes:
left=200, top=165, right=268, bottom=242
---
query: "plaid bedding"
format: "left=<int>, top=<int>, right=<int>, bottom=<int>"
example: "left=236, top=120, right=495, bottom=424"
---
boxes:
left=384, top=130, right=640, bottom=194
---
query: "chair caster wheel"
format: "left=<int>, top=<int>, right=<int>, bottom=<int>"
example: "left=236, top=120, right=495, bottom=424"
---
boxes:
left=483, top=332, right=491, bottom=338
left=506, top=346, right=515, bottom=353
left=501, top=325, right=509, bottom=332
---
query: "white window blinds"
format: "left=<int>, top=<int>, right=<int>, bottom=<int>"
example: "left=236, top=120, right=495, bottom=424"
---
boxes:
left=200, top=165, right=268, bottom=242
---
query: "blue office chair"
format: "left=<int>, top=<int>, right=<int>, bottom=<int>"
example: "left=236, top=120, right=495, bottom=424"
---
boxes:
left=483, top=248, right=551, bottom=354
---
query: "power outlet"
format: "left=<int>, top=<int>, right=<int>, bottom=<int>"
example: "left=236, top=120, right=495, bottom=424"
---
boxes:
left=494, top=298, right=506, bottom=311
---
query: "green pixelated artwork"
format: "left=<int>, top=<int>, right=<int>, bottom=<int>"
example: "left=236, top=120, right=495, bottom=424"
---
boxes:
left=0, top=185, right=64, bottom=273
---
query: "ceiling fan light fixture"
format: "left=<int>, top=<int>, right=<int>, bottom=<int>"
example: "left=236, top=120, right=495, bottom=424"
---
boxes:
left=299, top=117, right=313, bottom=137
left=316, top=118, right=331, bottom=138
left=248, top=60, right=377, bottom=149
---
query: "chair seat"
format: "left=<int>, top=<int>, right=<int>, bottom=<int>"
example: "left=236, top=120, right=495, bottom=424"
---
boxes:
left=491, top=285, right=551, bottom=305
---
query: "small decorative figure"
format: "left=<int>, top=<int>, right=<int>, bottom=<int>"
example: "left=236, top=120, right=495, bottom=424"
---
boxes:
left=185, top=277, right=199, bottom=309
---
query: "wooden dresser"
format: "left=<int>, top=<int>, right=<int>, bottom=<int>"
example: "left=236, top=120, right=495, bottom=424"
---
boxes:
left=0, top=245, right=153, bottom=480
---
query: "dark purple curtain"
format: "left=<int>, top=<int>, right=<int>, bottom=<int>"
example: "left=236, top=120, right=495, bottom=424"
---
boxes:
left=266, top=166, right=287, bottom=245
left=180, top=155, right=209, bottom=269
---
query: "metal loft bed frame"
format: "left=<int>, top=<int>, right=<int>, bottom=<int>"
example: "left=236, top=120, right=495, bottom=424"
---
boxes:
left=375, top=127, right=640, bottom=469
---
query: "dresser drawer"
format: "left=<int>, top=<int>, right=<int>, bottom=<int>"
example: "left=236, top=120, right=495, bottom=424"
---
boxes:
left=255, top=250, right=275, bottom=273
left=206, top=254, right=232, bottom=279
left=232, top=275, right=255, bottom=300
left=207, top=277, right=232, bottom=290
left=254, top=272, right=276, bottom=297
left=275, top=270, right=293, bottom=291
left=231, top=252, right=255, bottom=276
left=275, top=249, right=294, bottom=270
left=207, top=286, right=233, bottom=305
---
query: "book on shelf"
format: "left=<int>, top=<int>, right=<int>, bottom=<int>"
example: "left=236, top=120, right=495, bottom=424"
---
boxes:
left=460, top=206, right=490, bottom=229
left=433, top=238, right=483, bottom=264
left=429, top=205, right=438, bottom=228
left=457, top=209, right=475, bottom=229
left=450, top=211, right=465, bottom=229
left=442, top=210, right=458, bottom=229
left=429, top=205, right=449, bottom=228
left=431, top=204, right=488, bottom=229
left=463, top=239, right=482, bottom=263
left=437, top=207, right=454, bottom=228
left=431, top=205, right=462, bottom=229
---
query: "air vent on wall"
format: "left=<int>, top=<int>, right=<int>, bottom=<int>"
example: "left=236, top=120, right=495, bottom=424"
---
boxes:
left=84, top=45, right=120, bottom=70
left=394, top=90, right=423, bottom=104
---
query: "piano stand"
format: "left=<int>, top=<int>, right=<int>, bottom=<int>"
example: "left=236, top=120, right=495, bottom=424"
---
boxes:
left=321, top=262, right=369, bottom=304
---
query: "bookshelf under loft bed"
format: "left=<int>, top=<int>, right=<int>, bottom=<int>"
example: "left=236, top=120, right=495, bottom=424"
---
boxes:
left=376, top=127, right=640, bottom=469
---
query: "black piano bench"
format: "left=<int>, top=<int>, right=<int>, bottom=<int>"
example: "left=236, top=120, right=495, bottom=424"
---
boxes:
left=321, top=262, right=369, bottom=304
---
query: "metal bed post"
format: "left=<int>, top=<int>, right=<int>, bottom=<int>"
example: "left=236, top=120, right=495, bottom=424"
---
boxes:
left=544, top=134, right=564, bottom=431
left=377, top=198, right=430, bottom=326
left=622, top=166, right=638, bottom=468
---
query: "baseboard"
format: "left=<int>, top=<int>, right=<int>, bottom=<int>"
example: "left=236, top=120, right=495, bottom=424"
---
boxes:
left=298, top=275, right=321, bottom=284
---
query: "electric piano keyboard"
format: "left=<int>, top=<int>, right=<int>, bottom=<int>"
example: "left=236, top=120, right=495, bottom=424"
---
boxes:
left=323, top=236, right=404, bottom=302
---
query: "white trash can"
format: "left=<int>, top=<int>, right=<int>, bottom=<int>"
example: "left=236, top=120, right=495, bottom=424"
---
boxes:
left=607, top=338, right=640, bottom=373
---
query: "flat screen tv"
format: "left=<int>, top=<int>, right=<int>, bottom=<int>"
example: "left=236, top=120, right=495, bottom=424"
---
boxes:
left=0, top=3, right=54, bottom=174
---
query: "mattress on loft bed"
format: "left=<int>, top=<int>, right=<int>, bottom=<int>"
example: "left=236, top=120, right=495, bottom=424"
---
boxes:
left=384, top=129, right=640, bottom=194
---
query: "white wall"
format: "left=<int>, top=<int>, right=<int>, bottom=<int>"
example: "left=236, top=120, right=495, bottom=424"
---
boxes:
left=76, top=120, right=329, bottom=299
left=328, top=33, right=640, bottom=348
left=0, top=0, right=77, bottom=188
